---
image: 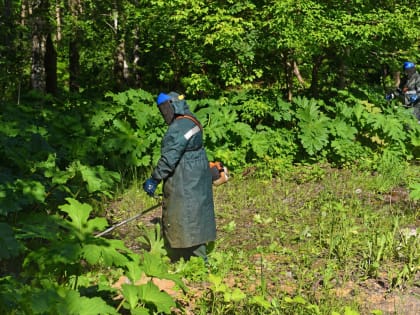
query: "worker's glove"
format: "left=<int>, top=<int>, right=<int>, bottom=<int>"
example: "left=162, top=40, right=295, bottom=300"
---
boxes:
left=143, top=178, right=159, bottom=196
left=409, top=94, right=418, bottom=103
left=385, top=93, right=394, bottom=101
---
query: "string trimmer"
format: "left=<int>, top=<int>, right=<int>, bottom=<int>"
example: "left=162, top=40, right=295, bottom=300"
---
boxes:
left=95, top=201, right=162, bottom=238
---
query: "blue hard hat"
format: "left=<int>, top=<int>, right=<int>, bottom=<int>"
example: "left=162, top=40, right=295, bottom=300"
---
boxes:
left=403, top=61, right=415, bottom=70
left=156, top=93, right=171, bottom=105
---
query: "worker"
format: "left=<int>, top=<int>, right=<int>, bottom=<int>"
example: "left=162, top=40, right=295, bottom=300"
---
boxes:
left=143, top=92, right=216, bottom=263
left=386, top=61, right=420, bottom=122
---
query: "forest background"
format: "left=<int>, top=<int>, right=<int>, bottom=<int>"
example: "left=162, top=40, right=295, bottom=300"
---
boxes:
left=1, top=0, right=419, bottom=314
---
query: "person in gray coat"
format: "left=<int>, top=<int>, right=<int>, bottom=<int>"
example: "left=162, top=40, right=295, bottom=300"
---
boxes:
left=143, top=91, right=216, bottom=262
left=386, top=61, right=420, bottom=122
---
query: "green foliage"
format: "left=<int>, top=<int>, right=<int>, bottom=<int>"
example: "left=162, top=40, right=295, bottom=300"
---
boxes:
left=2, top=1, right=420, bottom=313
left=188, top=164, right=418, bottom=315
left=137, top=223, right=167, bottom=257
left=0, top=100, right=123, bottom=216
left=100, top=89, right=162, bottom=169
left=371, top=149, right=409, bottom=192
left=0, top=196, right=184, bottom=314
left=2, top=0, right=420, bottom=100
left=329, top=118, right=367, bottom=165
left=123, top=281, right=175, bottom=314
left=174, top=256, right=209, bottom=282
left=1, top=280, right=119, bottom=315
left=116, top=228, right=185, bottom=314
left=181, top=73, right=217, bottom=97
left=409, top=182, right=420, bottom=201
left=0, top=223, right=21, bottom=259
left=20, top=198, right=130, bottom=278
left=295, top=97, right=331, bottom=156
left=58, top=161, right=121, bottom=198
left=1, top=82, right=418, bottom=313
left=56, top=87, right=419, bottom=175
left=29, top=287, right=118, bottom=315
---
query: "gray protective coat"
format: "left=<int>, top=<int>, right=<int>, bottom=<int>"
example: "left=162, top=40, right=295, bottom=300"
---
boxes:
left=395, top=70, right=420, bottom=120
left=151, top=96, right=216, bottom=248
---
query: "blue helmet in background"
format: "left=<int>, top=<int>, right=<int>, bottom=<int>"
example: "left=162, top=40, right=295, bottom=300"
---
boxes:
left=403, top=61, right=415, bottom=71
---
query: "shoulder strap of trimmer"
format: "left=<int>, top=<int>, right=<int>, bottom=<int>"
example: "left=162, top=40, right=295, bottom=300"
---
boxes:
left=176, top=115, right=203, bottom=131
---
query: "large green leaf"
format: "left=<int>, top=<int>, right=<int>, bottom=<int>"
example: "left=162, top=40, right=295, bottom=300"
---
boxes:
left=142, top=252, right=186, bottom=290
left=138, top=281, right=175, bottom=314
left=124, top=260, right=144, bottom=283
left=121, top=284, right=139, bottom=310
left=17, top=214, right=63, bottom=240
left=295, top=98, right=330, bottom=155
left=409, top=182, right=420, bottom=201
left=82, top=239, right=130, bottom=267
left=131, top=308, right=150, bottom=315
left=56, top=289, right=118, bottom=315
left=142, top=251, right=169, bottom=277
left=330, top=119, right=357, bottom=140
left=59, top=198, right=91, bottom=233
left=59, top=198, right=108, bottom=235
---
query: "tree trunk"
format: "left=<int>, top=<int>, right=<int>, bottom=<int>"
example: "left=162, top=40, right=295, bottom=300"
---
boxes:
left=45, top=33, right=57, bottom=94
left=3, top=0, right=12, bottom=45
left=1, top=0, right=14, bottom=101
left=31, top=33, right=46, bottom=92
left=113, top=2, right=130, bottom=91
left=393, top=71, right=400, bottom=88
left=55, top=0, right=62, bottom=41
left=133, top=27, right=141, bottom=88
left=310, top=55, right=324, bottom=98
left=283, top=52, right=294, bottom=101
left=29, top=0, right=50, bottom=93
left=114, top=40, right=128, bottom=91
left=68, top=0, right=81, bottom=92
left=21, top=0, right=28, bottom=26
left=337, top=47, right=350, bottom=90
left=293, top=61, right=305, bottom=86
left=69, top=38, right=80, bottom=92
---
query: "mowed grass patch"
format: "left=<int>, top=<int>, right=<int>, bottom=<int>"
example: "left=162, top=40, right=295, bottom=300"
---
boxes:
left=208, top=164, right=419, bottom=314
left=110, top=163, right=419, bottom=314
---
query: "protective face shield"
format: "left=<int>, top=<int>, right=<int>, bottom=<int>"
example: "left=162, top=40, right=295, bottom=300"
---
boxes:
left=156, top=93, right=175, bottom=125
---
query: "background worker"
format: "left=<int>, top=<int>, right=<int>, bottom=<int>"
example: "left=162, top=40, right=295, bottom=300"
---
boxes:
left=386, top=61, right=420, bottom=122
left=143, top=92, right=216, bottom=263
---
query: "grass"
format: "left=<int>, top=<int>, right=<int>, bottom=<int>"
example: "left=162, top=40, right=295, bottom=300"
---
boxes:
left=112, top=163, right=419, bottom=314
